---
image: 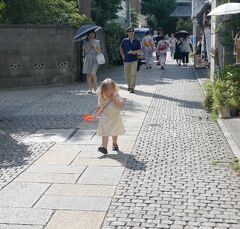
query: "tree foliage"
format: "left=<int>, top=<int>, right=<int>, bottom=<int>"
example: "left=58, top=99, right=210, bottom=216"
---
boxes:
left=91, top=0, right=122, bottom=26
left=105, top=22, right=125, bottom=64
left=146, top=14, right=158, bottom=30
left=0, top=0, right=91, bottom=27
left=176, top=17, right=193, bottom=33
left=0, top=0, right=5, bottom=23
left=131, top=9, right=139, bottom=28
left=141, top=0, right=176, bottom=29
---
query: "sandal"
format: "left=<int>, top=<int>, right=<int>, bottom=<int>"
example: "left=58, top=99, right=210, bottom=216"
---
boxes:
left=98, top=146, right=108, bottom=154
left=112, top=144, right=119, bottom=151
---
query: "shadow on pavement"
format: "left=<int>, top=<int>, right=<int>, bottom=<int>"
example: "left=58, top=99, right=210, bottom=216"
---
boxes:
left=99, top=150, right=146, bottom=171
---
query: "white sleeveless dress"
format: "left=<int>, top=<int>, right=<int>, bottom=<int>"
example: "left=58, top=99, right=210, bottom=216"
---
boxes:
left=98, top=94, right=125, bottom=136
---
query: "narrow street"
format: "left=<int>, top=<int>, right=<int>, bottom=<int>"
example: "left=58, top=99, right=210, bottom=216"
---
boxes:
left=0, top=56, right=240, bottom=229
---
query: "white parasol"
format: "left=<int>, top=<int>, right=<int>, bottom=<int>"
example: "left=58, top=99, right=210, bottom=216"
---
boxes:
left=208, top=3, right=240, bottom=16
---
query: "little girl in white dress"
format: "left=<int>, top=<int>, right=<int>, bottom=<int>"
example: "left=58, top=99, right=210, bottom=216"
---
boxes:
left=93, top=78, right=125, bottom=154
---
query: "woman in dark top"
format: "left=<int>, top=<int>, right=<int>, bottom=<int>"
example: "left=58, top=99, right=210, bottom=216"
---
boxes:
left=174, top=39, right=182, bottom=66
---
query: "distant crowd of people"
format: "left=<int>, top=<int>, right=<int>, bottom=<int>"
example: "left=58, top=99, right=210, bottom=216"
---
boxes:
left=82, top=27, right=194, bottom=95
left=141, top=31, right=193, bottom=69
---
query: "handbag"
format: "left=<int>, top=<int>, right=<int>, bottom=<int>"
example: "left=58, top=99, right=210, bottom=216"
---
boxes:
left=96, top=53, right=105, bottom=65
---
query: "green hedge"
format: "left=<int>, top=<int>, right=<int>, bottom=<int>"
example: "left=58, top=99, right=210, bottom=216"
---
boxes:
left=105, top=22, right=125, bottom=65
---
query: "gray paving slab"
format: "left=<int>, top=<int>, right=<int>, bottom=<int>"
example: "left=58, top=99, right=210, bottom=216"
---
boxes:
left=45, top=210, right=105, bottom=229
left=0, top=182, right=50, bottom=208
left=0, top=207, right=52, bottom=225
left=78, top=146, right=131, bottom=158
left=77, top=166, right=125, bottom=185
left=15, top=172, right=80, bottom=184
left=23, top=129, right=75, bottom=143
left=26, top=164, right=86, bottom=174
left=77, top=145, right=120, bottom=158
left=0, top=225, right=43, bottom=229
left=75, top=121, right=99, bottom=130
left=46, top=184, right=116, bottom=197
left=48, top=143, right=82, bottom=153
left=223, top=118, right=240, bottom=149
left=35, top=195, right=111, bottom=211
left=34, top=147, right=80, bottom=165
left=66, top=138, right=102, bottom=145
left=72, top=156, right=129, bottom=167
left=68, top=130, right=97, bottom=141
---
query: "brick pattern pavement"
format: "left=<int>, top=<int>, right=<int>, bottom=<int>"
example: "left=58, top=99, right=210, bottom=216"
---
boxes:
left=101, top=65, right=240, bottom=229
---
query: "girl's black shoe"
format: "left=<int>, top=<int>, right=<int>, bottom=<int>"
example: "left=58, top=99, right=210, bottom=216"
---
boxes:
left=98, top=146, right=108, bottom=154
left=112, top=144, right=119, bottom=151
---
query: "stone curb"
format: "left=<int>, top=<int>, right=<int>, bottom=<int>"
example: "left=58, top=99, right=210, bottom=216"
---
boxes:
left=192, top=65, right=240, bottom=159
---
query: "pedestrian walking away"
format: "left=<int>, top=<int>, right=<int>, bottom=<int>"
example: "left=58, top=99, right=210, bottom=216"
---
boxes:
left=155, top=32, right=162, bottom=65
left=157, top=35, right=169, bottom=69
left=169, top=33, right=176, bottom=59
left=142, top=31, right=155, bottom=69
left=120, top=27, right=141, bottom=93
left=180, top=35, right=193, bottom=67
left=83, top=31, right=101, bottom=94
left=174, top=38, right=182, bottom=66
left=93, top=78, right=125, bottom=155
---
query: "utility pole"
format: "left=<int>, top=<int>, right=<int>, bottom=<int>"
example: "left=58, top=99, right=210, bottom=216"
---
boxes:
left=78, top=0, right=92, bottom=19
left=126, top=0, right=131, bottom=27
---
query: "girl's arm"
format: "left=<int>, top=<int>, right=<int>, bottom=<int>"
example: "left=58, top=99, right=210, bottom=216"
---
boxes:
left=93, top=105, right=102, bottom=119
left=110, top=95, right=124, bottom=109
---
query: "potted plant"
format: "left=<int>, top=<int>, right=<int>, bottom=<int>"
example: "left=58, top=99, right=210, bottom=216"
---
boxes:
left=203, top=80, right=214, bottom=113
left=228, top=98, right=239, bottom=117
left=224, top=65, right=240, bottom=117
left=212, top=80, right=231, bottom=118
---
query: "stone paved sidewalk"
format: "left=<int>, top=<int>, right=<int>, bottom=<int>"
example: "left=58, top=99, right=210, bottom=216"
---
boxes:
left=0, top=68, right=122, bottom=190
left=0, top=57, right=239, bottom=229
left=102, top=61, right=240, bottom=228
left=0, top=63, right=157, bottom=228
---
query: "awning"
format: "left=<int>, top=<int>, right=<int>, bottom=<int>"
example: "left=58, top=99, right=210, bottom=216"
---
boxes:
left=197, top=2, right=211, bottom=19
left=170, top=3, right=192, bottom=17
left=197, top=2, right=211, bottom=26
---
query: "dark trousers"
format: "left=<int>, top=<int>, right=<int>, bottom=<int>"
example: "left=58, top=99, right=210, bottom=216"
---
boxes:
left=181, top=52, right=189, bottom=64
left=137, top=60, right=141, bottom=71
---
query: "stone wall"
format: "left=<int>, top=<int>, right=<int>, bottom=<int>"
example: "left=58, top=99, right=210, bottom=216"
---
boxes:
left=0, top=25, right=107, bottom=88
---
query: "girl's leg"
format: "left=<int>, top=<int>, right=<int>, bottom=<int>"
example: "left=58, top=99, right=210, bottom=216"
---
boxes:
left=102, top=136, right=109, bottom=148
left=112, top=136, right=118, bottom=146
left=112, top=136, right=119, bottom=151
left=87, top=75, right=92, bottom=92
left=91, top=74, right=97, bottom=91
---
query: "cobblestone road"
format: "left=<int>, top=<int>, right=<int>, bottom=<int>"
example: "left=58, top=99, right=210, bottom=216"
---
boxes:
left=102, top=64, right=240, bottom=229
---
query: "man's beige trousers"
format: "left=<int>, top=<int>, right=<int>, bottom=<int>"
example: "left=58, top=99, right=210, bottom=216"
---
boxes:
left=124, top=61, right=138, bottom=89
